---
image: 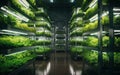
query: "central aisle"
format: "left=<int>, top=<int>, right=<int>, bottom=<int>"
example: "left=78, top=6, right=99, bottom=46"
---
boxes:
left=35, top=52, right=83, bottom=75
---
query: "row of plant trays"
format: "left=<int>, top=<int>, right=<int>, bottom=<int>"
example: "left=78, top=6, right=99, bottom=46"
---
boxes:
left=0, top=46, right=40, bottom=55
left=8, top=59, right=35, bottom=75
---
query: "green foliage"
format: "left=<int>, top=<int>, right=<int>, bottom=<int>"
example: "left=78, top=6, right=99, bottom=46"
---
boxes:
left=35, top=31, right=52, bottom=37
left=83, top=21, right=98, bottom=32
left=70, top=27, right=84, bottom=36
left=29, top=0, right=36, bottom=6
left=83, top=50, right=98, bottom=66
left=102, top=0, right=108, bottom=5
left=115, top=37, right=120, bottom=47
left=83, top=50, right=120, bottom=67
left=70, top=46, right=83, bottom=53
left=35, top=46, right=51, bottom=54
left=102, top=36, right=109, bottom=47
left=35, top=21, right=51, bottom=30
left=70, top=37, right=83, bottom=45
left=84, top=5, right=98, bottom=20
left=81, top=0, right=92, bottom=11
left=0, top=50, right=36, bottom=73
left=85, top=36, right=98, bottom=47
left=32, top=40, right=51, bottom=45
left=70, top=17, right=83, bottom=29
left=0, top=36, right=32, bottom=48
left=84, top=36, right=120, bottom=47
left=114, top=16, right=120, bottom=25
left=11, top=0, right=35, bottom=19
left=102, top=16, right=109, bottom=26
left=15, top=21, right=36, bottom=32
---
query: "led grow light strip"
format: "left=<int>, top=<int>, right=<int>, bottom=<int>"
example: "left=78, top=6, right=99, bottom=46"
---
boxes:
left=2, top=29, right=28, bottom=35
left=1, top=6, right=29, bottom=22
left=5, top=50, right=27, bottom=56
left=89, top=11, right=109, bottom=22
left=0, top=32, right=16, bottom=35
left=19, top=0, right=30, bottom=9
left=89, top=0, right=97, bottom=8
left=113, top=8, right=120, bottom=11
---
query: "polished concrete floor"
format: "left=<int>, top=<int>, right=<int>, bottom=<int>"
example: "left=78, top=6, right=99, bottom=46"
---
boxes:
left=17, top=52, right=83, bottom=75
left=35, top=52, right=83, bottom=75
left=15, top=52, right=120, bottom=75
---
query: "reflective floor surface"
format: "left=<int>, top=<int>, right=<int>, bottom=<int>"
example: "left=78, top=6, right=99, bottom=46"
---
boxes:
left=17, top=52, right=83, bottom=75
left=15, top=52, right=120, bottom=75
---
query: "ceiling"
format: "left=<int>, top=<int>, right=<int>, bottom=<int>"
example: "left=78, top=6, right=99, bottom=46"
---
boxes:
left=36, top=0, right=83, bottom=8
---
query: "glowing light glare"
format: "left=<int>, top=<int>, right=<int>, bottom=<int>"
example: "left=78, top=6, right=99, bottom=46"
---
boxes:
left=113, top=8, right=120, bottom=11
left=77, top=8, right=81, bottom=14
left=19, top=0, right=29, bottom=8
left=89, top=14, right=98, bottom=22
left=76, top=70, right=82, bottom=75
left=50, top=0, right=54, bottom=3
left=69, top=64, right=75, bottom=75
left=44, top=62, right=51, bottom=75
left=2, top=29, right=28, bottom=35
left=89, top=11, right=109, bottom=22
left=70, top=0, right=74, bottom=3
left=89, top=0, right=97, bottom=8
left=1, top=6, right=29, bottom=22
left=114, top=13, right=120, bottom=17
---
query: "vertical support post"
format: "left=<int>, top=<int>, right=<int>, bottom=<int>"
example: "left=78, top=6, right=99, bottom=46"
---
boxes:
left=66, top=22, right=69, bottom=52
left=98, top=0, right=103, bottom=75
left=108, top=0, right=114, bottom=74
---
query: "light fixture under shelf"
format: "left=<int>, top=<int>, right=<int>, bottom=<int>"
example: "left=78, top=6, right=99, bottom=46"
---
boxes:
left=1, top=29, right=28, bottom=35
left=89, top=11, right=109, bottom=22
left=19, top=0, right=30, bottom=9
left=1, top=6, right=29, bottom=22
left=89, top=0, right=97, bottom=8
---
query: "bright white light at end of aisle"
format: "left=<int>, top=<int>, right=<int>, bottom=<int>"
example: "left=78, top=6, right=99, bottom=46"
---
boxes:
left=50, top=0, right=54, bottom=3
left=70, top=0, right=74, bottom=3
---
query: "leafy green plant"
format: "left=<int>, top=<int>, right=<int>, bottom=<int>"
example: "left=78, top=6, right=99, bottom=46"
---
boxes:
left=114, top=16, right=120, bottom=25
left=0, top=50, right=36, bottom=74
left=85, top=36, right=98, bottom=47
left=27, top=0, right=36, bottom=6
left=11, top=0, right=35, bottom=19
left=35, top=46, right=51, bottom=54
left=0, top=36, right=33, bottom=48
left=70, top=27, right=84, bottom=36
left=70, top=37, right=83, bottom=45
left=81, top=0, right=92, bottom=11
left=84, top=4, right=98, bottom=20
left=32, top=40, right=51, bottom=45
left=83, top=21, right=98, bottom=32
left=35, top=31, right=52, bottom=37
left=15, top=21, right=36, bottom=32
left=70, top=17, right=83, bottom=29
left=70, top=46, right=83, bottom=53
